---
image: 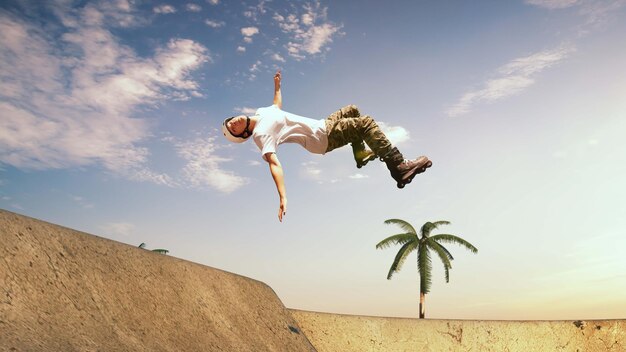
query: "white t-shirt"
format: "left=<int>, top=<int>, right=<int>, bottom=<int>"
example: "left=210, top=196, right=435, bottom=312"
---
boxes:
left=252, top=105, right=328, bottom=160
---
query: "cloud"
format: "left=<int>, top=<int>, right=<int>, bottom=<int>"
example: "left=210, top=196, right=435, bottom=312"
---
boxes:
left=446, top=45, right=574, bottom=117
left=175, top=136, right=249, bottom=193
left=205, top=19, right=224, bottom=28
left=241, top=26, right=259, bottom=43
left=578, top=0, right=626, bottom=30
left=241, top=27, right=259, bottom=36
left=70, top=195, right=95, bottom=209
left=243, top=60, right=264, bottom=81
left=206, top=0, right=219, bottom=5
left=234, top=107, right=258, bottom=115
left=237, top=46, right=246, bottom=53
left=270, top=53, right=286, bottom=62
left=273, top=1, right=342, bottom=60
left=243, top=0, right=268, bottom=22
left=153, top=5, right=177, bottom=14
left=249, top=60, right=262, bottom=72
left=186, top=4, right=202, bottom=12
left=301, top=161, right=322, bottom=180
left=0, top=3, right=209, bottom=184
left=349, top=173, right=369, bottom=179
left=525, top=0, right=579, bottom=8
left=526, top=0, right=626, bottom=34
left=101, top=222, right=135, bottom=237
left=378, top=122, right=410, bottom=145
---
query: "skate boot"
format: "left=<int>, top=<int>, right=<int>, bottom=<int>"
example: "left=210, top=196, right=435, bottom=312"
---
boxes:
left=382, top=147, right=432, bottom=188
left=351, top=141, right=378, bottom=168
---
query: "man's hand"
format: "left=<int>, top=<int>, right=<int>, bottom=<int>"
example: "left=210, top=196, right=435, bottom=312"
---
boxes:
left=278, top=196, right=287, bottom=222
left=273, top=70, right=282, bottom=109
left=274, top=70, right=281, bottom=89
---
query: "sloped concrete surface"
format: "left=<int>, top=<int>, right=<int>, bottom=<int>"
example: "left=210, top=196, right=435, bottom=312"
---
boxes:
left=2, top=209, right=625, bottom=352
left=0, top=210, right=315, bottom=351
left=290, top=310, right=626, bottom=352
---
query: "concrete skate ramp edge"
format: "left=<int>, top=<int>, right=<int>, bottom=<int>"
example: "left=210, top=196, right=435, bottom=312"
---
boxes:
left=0, top=210, right=316, bottom=351
left=290, top=310, right=626, bottom=352
left=2, top=209, right=625, bottom=352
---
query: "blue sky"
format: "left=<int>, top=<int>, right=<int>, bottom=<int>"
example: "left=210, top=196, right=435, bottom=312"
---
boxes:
left=2, top=0, right=626, bottom=319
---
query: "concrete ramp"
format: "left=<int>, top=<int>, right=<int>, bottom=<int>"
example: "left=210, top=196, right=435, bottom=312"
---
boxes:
left=0, top=210, right=315, bottom=351
left=290, top=310, right=626, bottom=352
left=2, top=209, right=625, bottom=352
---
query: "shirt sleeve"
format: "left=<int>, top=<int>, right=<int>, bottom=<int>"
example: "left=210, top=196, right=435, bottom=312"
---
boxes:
left=257, top=134, right=277, bottom=161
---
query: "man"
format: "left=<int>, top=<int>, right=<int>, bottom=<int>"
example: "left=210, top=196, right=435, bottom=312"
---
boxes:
left=222, top=71, right=432, bottom=222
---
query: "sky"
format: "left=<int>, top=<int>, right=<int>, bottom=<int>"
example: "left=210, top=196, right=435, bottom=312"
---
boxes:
left=1, top=0, right=626, bottom=320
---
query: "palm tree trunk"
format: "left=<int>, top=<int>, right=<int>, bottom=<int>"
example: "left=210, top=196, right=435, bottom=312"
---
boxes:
left=419, top=291, right=426, bottom=319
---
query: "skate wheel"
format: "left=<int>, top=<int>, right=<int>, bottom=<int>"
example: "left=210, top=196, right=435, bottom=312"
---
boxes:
left=397, top=183, right=405, bottom=189
left=357, top=164, right=363, bottom=169
left=425, top=160, right=433, bottom=168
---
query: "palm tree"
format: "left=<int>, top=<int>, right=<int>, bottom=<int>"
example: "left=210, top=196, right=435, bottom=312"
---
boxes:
left=138, top=243, right=169, bottom=255
left=376, top=219, right=478, bottom=319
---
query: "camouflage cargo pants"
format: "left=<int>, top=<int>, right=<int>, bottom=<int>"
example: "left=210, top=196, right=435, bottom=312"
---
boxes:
left=324, top=105, right=392, bottom=157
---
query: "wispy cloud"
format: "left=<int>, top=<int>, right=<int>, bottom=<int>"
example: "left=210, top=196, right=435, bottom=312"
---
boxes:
left=578, top=0, right=626, bottom=31
left=270, top=53, right=286, bottom=62
left=70, top=195, right=95, bottom=209
left=175, top=136, right=249, bottom=193
left=249, top=60, right=262, bottom=73
left=0, top=3, right=209, bottom=184
left=525, top=0, right=579, bottom=9
left=301, top=161, right=322, bottom=180
left=101, top=222, right=135, bottom=237
left=205, top=19, right=225, bottom=28
left=273, top=1, right=342, bottom=60
left=349, top=173, right=369, bottom=179
left=206, top=0, right=219, bottom=5
left=185, top=4, right=202, bottom=12
left=447, top=45, right=574, bottom=117
left=244, top=60, right=264, bottom=81
left=526, top=0, right=626, bottom=34
left=153, top=5, right=177, bottom=14
left=234, top=107, right=258, bottom=115
left=243, top=0, right=268, bottom=23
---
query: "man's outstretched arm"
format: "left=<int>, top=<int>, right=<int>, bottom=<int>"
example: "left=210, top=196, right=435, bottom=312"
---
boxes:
left=265, top=152, right=287, bottom=222
left=273, top=70, right=282, bottom=109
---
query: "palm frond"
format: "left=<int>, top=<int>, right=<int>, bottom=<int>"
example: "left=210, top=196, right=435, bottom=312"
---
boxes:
left=427, top=241, right=452, bottom=283
left=384, top=219, right=417, bottom=235
left=375, top=233, right=416, bottom=250
left=387, top=241, right=418, bottom=280
left=433, top=241, right=454, bottom=261
left=417, top=245, right=432, bottom=294
left=430, top=234, right=478, bottom=254
left=420, top=220, right=451, bottom=237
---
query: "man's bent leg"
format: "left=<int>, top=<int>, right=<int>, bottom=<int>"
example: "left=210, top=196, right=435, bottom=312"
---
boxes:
left=325, top=115, right=392, bottom=156
left=338, top=106, right=378, bottom=167
left=325, top=105, right=361, bottom=153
